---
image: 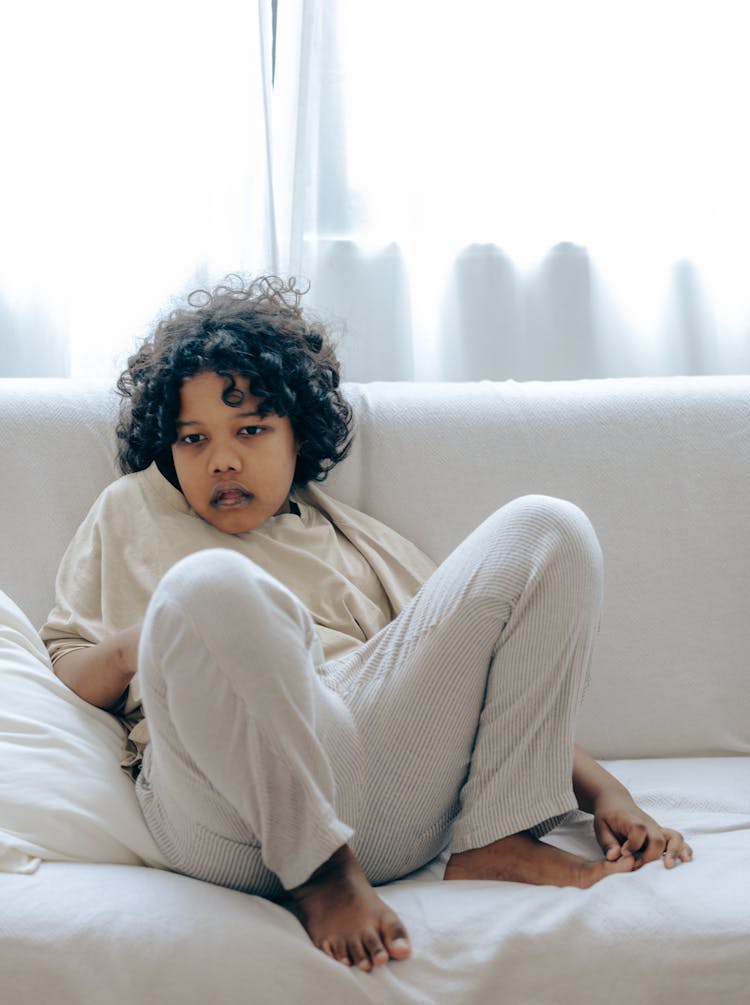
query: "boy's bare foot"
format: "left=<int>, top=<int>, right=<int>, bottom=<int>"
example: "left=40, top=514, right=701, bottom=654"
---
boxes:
left=444, top=831, right=636, bottom=888
left=289, top=845, right=411, bottom=971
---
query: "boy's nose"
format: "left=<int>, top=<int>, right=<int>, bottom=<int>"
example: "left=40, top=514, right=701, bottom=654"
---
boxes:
left=209, top=444, right=242, bottom=473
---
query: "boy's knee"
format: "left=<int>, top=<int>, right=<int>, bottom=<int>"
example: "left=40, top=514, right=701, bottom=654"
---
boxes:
left=500, top=494, right=603, bottom=584
left=155, top=548, right=260, bottom=607
left=156, top=548, right=292, bottom=615
left=511, top=493, right=598, bottom=545
left=148, top=548, right=316, bottom=659
left=141, top=549, right=320, bottom=719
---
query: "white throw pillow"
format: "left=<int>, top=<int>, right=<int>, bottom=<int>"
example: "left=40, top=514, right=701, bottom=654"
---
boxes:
left=0, top=590, right=166, bottom=872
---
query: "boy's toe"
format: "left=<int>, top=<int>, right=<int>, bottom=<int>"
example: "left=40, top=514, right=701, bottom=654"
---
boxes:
left=384, top=924, right=411, bottom=960
left=349, top=938, right=371, bottom=970
left=362, top=929, right=387, bottom=966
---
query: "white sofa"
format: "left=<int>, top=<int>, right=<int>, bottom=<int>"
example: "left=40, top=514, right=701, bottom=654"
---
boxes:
left=1, top=375, right=748, bottom=1005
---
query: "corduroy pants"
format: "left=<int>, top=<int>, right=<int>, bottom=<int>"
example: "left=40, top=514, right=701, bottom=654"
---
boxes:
left=135, top=495, right=602, bottom=898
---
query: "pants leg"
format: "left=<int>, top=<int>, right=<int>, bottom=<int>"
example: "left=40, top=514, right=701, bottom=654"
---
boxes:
left=322, top=495, right=602, bottom=883
left=135, top=548, right=362, bottom=896
left=136, top=495, right=601, bottom=896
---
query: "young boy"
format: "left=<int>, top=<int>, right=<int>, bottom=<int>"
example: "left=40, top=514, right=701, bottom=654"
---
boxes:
left=43, top=275, right=691, bottom=972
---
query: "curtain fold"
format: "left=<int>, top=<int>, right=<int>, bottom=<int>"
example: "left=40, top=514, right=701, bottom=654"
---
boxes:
left=275, top=0, right=750, bottom=381
left=3, top=1, right=749, bottom=381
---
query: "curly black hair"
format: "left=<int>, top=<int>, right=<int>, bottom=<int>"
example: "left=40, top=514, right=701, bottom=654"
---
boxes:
left=116, top=274, right=352, bottom=487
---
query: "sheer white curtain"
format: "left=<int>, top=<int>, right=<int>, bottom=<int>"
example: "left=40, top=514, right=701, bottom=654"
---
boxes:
left=4, top=1, right=749, bottom=382
left=278, top=0, right=750, bottom=381
left=1, top=0, right=276, bottom=378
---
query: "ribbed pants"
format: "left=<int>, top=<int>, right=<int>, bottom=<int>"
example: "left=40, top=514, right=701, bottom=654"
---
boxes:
left=135, top=495, right=602, bottom=899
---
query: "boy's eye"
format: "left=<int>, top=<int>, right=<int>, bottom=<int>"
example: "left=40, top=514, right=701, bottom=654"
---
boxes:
left=181, top=433, right=206, bottom=445
left=239, top=426, right=264, bottom=436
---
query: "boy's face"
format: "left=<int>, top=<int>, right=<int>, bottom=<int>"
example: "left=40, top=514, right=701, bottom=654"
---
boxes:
left=171, top=370, right=299, bottom=534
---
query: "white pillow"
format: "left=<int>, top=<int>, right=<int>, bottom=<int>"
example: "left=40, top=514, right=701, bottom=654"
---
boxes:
left=0, top=590, right=167, bottom=872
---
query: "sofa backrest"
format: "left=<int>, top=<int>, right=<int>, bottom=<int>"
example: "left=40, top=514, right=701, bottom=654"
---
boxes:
left=1, top=375, right=749, bottom=760
left=1, top=379, right=120, bottom=624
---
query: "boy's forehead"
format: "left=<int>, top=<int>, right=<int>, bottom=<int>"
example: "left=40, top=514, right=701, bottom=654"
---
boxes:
left=178, top=371, right=263, bottom=409
left=174, top=372, right=287, bottom=427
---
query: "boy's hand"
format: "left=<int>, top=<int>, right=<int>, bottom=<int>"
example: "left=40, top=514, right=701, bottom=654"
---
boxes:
left=592, top=790, right=693, bottom=869
left=53, top=621, right=142, bottom=711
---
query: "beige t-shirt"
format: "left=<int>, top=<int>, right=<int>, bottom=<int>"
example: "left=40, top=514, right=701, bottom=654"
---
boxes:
left=42, top=463, right=436, bottom=771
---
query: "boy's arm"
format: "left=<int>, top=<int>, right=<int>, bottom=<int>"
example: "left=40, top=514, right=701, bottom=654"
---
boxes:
left=572, top=744, right=693, bottom=868
left=53, top=623, right=142, bottom=712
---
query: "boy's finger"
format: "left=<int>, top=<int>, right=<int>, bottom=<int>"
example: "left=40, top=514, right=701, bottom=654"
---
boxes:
left=594, top=819, right=624, bottom=859
left=663, top=831, right=692, bottom=868
left=620, top=824, right=650, bottom=857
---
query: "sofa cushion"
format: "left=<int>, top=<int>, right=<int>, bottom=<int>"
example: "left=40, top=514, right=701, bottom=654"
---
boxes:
left=0, top=590, right=166, bottom=872
left=2, top=757, right=749, bottom=1004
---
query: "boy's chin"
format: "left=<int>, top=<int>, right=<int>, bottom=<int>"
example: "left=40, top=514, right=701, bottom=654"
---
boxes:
left=200, top=505, right=265, bottom=535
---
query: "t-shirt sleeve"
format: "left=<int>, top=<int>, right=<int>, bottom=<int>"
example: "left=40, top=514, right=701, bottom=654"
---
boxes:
left=40, top=487, right=144, bottom=717
left=40, top=503, right=105, bottom=663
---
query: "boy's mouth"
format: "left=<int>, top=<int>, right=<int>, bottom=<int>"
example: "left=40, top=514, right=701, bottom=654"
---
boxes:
left=210, top=483, right=254, bottom=509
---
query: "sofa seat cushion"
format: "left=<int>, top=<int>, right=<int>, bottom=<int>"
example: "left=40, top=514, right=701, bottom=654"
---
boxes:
left=1, top=755, right=748, bottom=1004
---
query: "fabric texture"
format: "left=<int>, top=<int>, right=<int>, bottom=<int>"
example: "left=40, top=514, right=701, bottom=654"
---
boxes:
left=0, top=591, right=167, bottom=874
left=134, top=495, right=600, bottom=894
